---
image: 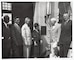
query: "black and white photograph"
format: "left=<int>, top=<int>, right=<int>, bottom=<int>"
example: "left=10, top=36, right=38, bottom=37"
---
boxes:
left=1, top=1, right=72, bottom=59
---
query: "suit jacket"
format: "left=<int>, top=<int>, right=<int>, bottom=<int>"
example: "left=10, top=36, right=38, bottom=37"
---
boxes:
left=2, top=22, right=11, bottom=48
left=58, top=20, right=72, bottom=45
left=21, top=23, right=31, bottom=45
left=11, top=23, right=23, bottom=46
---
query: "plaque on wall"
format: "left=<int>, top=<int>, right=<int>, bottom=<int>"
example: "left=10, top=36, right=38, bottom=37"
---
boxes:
left=41, top=26, right=46, bottom=35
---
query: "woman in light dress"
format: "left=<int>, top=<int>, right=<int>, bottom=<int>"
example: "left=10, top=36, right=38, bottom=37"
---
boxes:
left=50, top=18, right=61, bottom=58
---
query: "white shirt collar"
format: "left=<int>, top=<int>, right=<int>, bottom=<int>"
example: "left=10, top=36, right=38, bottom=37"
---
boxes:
left=3, top=22, right=8, bottom=28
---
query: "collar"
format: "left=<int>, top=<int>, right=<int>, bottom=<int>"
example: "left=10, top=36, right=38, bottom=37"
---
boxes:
left=25, top=23, right=28, bottom=26
left=3, top=22, right=8, bottom=28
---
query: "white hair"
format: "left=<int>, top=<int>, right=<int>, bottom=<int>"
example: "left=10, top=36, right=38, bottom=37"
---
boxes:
left=25, top=17, right=30, bottom=23
left=51, top=18, right=56, bottom=22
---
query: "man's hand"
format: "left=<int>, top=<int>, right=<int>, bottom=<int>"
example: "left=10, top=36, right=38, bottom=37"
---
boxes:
left=34, top=41, right=37, bottom=46
left=40, top=40, right=43, bottom=44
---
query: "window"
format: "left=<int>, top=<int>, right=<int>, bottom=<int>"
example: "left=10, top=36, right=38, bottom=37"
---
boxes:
left=2, top=2, right=12, bottom=10
left=2, top=2, right=12, bottom=24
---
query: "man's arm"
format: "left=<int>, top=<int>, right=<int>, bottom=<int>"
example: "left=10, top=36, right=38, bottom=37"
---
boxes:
left=11, top=27, right=18, bottom=45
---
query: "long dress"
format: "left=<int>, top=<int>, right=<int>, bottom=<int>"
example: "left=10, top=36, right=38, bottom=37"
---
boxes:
left=50, top=23, right=61, bottom=58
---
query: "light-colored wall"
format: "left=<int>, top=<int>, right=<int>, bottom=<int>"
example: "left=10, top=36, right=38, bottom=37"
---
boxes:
left=33, top=2, right=47, bottom=27
left=33, top=2, right=59, bottom=54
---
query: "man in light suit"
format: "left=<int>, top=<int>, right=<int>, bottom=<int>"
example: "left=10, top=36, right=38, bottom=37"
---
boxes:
left=21, top=17, right=32, bottom=58
left=2, top=15, right=11, bottom=58
left=11, top=17, right=23, bottom=57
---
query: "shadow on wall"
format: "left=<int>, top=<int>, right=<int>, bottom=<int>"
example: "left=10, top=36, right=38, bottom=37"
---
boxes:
left=12, top=2, right=35, bottom=31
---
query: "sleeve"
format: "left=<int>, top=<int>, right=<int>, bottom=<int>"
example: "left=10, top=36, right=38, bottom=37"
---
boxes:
left=11, top=26, right=18, bottom=45
left=26, top=29, right=32, bottom=45
left=21, top=26, right=27, bottom=45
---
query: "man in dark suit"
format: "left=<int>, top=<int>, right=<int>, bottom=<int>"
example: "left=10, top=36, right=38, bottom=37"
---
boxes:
left=11, top=17, right=23, bottom=57
left=2, top=15, right=11, bottom=58
left=58, top=13, right=72, bottom=57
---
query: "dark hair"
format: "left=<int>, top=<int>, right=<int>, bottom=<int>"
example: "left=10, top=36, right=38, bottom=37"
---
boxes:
left=4, top=15, right=9, bottom=23
left=14, top=17, right=19, bottom=20
left=13, top=17, right=20, bottom=23
left=4, top=15, right=9, bottom=20
left=34, top=23, right=39, bottom=28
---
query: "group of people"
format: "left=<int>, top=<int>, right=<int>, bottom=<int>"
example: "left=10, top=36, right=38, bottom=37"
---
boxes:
left=2, top=16, right=42, bottom=58
left=2, top=12, right=72, bottom=58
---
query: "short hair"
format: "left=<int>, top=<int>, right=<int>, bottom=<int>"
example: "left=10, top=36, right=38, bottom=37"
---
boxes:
left=14, top=17, right=19, bottom=20
left=4, top=15, right=9, bottom=21
left=25, top=17, right=30, bottom=23
left=4, top=15, right=9, bottom=23
left=14, top=17, right=20, bottom=22
left=34, top=23, right=39, bottom=28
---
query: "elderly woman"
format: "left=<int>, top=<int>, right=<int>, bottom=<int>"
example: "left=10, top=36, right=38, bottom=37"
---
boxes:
left=50, top=18, right=61, bottom=58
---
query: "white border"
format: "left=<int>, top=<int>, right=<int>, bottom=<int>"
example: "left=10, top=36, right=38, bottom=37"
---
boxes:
left=0, top=0, right=73, bottom=60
